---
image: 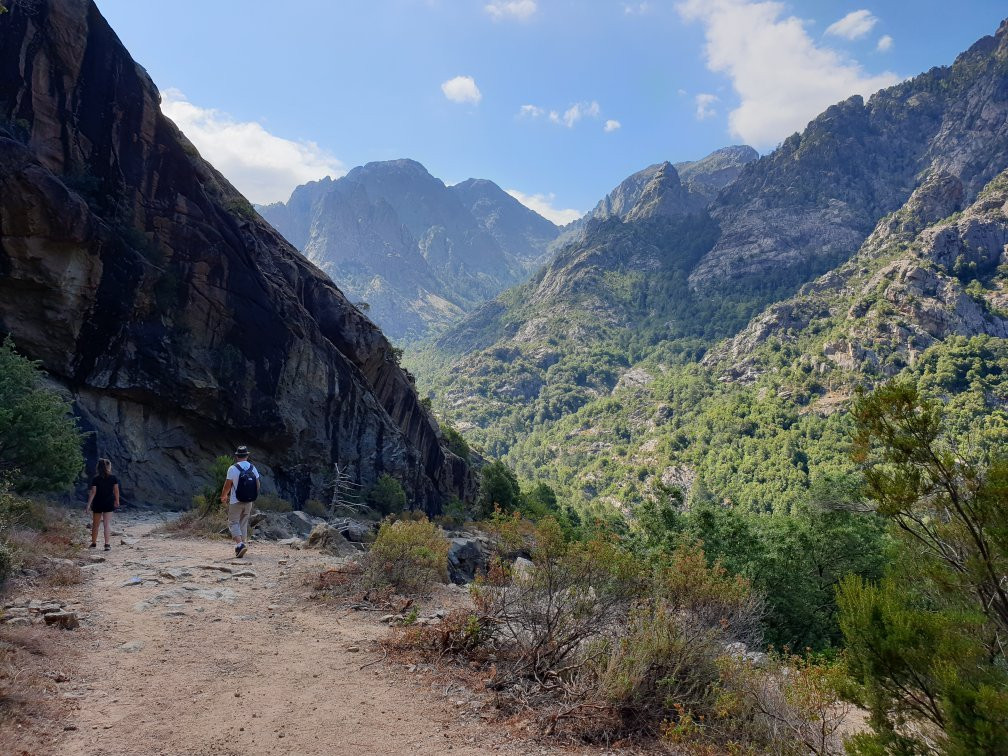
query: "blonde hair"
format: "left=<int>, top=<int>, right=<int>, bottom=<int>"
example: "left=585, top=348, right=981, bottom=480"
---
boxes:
left=96, top=458, right=112, bottom=478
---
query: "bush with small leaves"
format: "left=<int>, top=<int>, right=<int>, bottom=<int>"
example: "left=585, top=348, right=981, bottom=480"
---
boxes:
left=366, top=474, right=407, bottom=515
left=363, top=517, right=449, bottom=595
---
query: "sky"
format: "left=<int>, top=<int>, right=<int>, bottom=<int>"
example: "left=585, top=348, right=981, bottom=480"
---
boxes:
left=94, top=1, right=1006, bottom=224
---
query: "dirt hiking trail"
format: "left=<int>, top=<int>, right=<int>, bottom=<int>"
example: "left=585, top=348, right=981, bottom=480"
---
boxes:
left=54, top=513, right=557, bottom=756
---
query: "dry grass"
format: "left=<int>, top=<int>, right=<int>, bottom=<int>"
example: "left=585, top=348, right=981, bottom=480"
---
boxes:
left=0, top=619, right=76, bottom=753
left=151, top=508, right=228, bottom=539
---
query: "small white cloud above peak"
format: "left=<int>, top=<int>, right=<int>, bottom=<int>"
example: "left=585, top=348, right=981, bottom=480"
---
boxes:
left=877, top=34, right=894, bottom=52
left=561, top=101, right=600, bottom=128
left=825, top=9, right=878, bottom=40
left=441, top=76, right=482, bottom=105
left=604, top=119, right=622, bottom=132
left=624, top=2, right=651, bottom=14
left=160, top=89, right=343, bottom=205
left=506, top=189, right=582, bottom=225
left=485, top=0, right=537, bottom=21
left=521, top=100, right=605, bottom=129
left=695, top=93, right=719, bottom=120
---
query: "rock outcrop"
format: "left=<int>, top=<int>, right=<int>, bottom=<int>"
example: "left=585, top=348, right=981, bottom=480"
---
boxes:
left=709, top=169, right=1008, bottom=385
left=0, top=0, right=474, bottom=510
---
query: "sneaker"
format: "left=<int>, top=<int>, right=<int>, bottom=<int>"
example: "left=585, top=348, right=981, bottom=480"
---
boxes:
left=89, top=542, right=97, bottom=549
left=104, top=544, right=111, bottom=551
left=234, top=544, right=242, bottom=558
left=236, top=543, right=248, bottom=559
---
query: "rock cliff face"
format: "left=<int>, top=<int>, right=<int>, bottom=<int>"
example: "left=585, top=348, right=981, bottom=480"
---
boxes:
left=0, top=0, right=473, bottom=510
left=257, top=161, right=558, bottom=341
left=691, top=21, right=1008, bottom=292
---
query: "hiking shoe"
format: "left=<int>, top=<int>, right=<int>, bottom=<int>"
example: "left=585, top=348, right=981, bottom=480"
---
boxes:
left=236, top=543, right=248, bottom=559
left=89, top=542, right=97, bottom=549
left=104, top=544, right=111, bottom=551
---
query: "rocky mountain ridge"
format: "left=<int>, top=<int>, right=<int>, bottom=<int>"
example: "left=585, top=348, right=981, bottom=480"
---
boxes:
left=0, top=0, right=472, bottom=510
left=416, top=17, right=1008, bottom=467
left=258, top=161, right=559, bottom=341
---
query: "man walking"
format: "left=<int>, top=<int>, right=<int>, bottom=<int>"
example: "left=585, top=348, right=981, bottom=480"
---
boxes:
left=220, top=445, right=260, bottom=559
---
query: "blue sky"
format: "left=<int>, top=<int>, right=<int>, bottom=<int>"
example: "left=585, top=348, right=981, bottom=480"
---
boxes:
left=95, top=1, right=1006, bottom=222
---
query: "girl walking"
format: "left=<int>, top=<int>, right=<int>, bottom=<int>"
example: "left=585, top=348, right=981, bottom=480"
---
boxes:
left=86, top=458, right=119, bottom=550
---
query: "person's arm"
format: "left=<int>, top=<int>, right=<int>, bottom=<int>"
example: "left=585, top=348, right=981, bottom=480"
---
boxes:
left=86, top=485, right=95, bottom=511
left=220, top=479, right=233, bottom=505
left=113, top=483, right=120, bottom=510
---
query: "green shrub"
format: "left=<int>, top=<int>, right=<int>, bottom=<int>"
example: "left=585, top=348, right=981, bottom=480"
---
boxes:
left=442, top=424, right=471, bottom=462
left=255, top=494, right=292, bottom=513
left=363, top=517, right=449, bottom=594
left=0, top=338, right=83, bottom=493
left=201, top=455, right=234, bottom=504
left=0, top=540, right=12, bottom=586
left=303, top=498, right=327, bottom=518
left=366, top=473, right=407, bottom=515
left=436, top=495, right=467, bottom=527
left=476, top=460, right=522, bottom=518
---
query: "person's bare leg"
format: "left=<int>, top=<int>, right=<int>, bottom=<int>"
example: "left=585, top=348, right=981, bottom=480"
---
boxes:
left=90, top=512, right=100, bottom=546
left=102, top=512, right=112, bottom=547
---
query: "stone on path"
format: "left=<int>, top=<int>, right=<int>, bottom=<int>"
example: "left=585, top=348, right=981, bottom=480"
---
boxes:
left=44, top=611, right=79, bottom=630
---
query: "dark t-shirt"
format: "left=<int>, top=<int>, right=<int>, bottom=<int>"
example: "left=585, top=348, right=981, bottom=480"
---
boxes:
left=90, top=475, right=119, bottom=512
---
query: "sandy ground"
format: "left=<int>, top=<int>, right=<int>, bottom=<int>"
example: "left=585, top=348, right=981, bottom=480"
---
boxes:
left=34, top=512, right=560, bottom=756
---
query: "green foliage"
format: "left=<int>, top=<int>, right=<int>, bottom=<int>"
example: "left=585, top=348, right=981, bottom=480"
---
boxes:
left=476, top=460, right=522, bottom=518
left=631, top=480, right=889, bottom=651
left=0, top=338, right=83, bottom=493
left=302, top=498, right=327, bottom=518
left=255, top=494, right=292, bottom=513
left=0, top=540, right=11, bottom=586
left=364, top=517, right=449, bottom=594
left=441, top=424, right=470, bottom=462
left=201, top=455, right=234, bottom=506
left=366, top=473, right=407, bottom=515
left=838, top=382, right=1008, bottom=754
left=223, top=196, right=256, bottom=221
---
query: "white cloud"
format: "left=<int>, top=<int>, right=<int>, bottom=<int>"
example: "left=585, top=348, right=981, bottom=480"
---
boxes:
left=441, top=75, right=482, bottom=104
left=604, top=119, right=622, bottom=132
left=877, top=34, right=893, bottom=52
left=160, top=89, right=343, bottom=205
left=677, top=0, right=901, bottom=147
left=677, top=88, right=687, bottom=96
left=485, top=0, right=537, bottom=21
left=561, top=100, right=600, bottom=128
left=624, top=2, right=651, bottom=14
left=523, top=101, right=605, bottom=129
left=825, top=9, right=878, bottom=40
left=695, top=93, right=719, bottom=119
left=506, top=189, right=582, bottom=225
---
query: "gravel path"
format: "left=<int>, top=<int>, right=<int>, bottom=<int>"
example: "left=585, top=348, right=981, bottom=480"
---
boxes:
left=54, top=514, right=522, bottom=756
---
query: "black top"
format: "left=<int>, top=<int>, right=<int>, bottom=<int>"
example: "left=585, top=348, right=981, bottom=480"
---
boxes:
left=90, top=475, right=119, bottom=511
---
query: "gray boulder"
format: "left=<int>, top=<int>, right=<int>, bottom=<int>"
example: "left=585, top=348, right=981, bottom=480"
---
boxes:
left=448, top=537, right=488, bottom=584
left=305, top=523, right=359, bottom=557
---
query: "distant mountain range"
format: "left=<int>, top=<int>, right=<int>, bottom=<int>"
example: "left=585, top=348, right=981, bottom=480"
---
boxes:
left=257, top=161, right=560, bottom=341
